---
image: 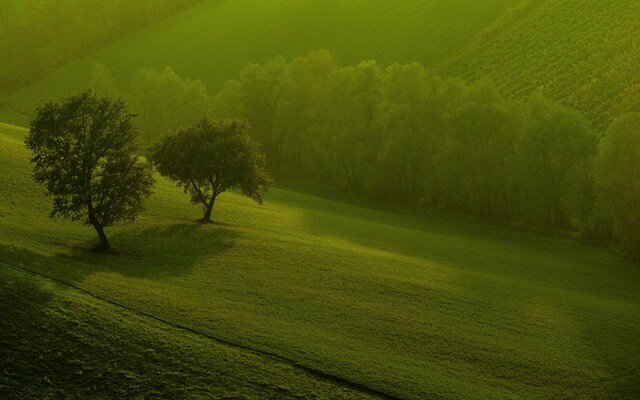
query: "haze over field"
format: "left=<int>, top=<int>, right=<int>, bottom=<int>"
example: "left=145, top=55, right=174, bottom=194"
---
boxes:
left=0, top=1, right=639, bottom=399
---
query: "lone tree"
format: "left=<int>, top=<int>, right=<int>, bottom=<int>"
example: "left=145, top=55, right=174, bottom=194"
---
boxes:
left=150, top=117, right=271, bottom=223
left=25, top=90, right=154, bottom=252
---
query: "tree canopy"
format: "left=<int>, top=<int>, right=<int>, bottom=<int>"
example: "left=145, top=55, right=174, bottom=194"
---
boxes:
left=207, top=51, right=636, bottom=260
left=150, top=117, right=271, bottom=223
left=25, top=90, right=154, bottom=251
left=129, top=66, right=211, bottom=143
left=593, top=113, right=640, bottom=260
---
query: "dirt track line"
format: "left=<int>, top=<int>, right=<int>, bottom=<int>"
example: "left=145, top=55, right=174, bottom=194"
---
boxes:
left=0, top=261, right=403, bottom=400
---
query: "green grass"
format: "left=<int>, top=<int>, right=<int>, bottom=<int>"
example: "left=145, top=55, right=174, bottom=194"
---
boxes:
left=0, top=266, right=379, bottom=400
left=1, top=123, right=639, bottom=399
left=4, top=0, right=522, bottom=116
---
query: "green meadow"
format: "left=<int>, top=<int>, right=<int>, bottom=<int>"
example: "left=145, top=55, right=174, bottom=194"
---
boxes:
left=1, top=122, right=638, bottom=398
left=2, top=1, right=640, bottom=398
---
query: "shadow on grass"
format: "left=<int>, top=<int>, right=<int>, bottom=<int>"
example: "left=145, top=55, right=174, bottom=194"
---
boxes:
left=0, top=267, right=58, bottom=398
left=0, top=222, right=240, bottom=283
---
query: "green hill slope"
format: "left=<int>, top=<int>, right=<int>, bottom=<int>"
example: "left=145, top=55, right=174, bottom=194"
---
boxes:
left=5, top=0, right=522, bottom=118
left=443, top=0, right=640, bottom=129
left=1, top=124, right=639, bottom=398
left=0, top=265, right=380, bottom=400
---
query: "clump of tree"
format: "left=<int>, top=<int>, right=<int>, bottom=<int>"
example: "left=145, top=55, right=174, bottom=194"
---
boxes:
left=210, top=51, right=637, bottom=260
left=593, top=113, right=640, bottom=260
left=129, top=67, right=211, bottom=143
left=150, top=117, right=271, bottom=223
left=25, top=91, right=154, bottom=252
left=88, top=64, right=211, bottom=145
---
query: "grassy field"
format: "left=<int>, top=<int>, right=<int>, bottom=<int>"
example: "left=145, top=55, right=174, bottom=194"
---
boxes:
left=0, top=266, right=382, bottom=400
left=4, top=0, right=522, bottom=116
left=1, top=122, right=639, bottom=399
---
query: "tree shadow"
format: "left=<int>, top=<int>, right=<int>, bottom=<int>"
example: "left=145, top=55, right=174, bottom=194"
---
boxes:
left=0, top=265, right=57, bottom=397
left=0, top=222, right=240, bottom=284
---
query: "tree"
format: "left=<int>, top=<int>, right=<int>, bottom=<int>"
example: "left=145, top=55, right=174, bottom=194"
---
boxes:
left=129, top=66, right=211, bottom=143
left=25, top=90, right=155, bottom=252
left=438, top=80, right=520, bottom=220
left=516, top=94, right=597, bottom=229
left=593, top=113, right=640, bottom=260
left=150, top=118, right=272, bottom=223
left=89, top=62, right=120, bottom=97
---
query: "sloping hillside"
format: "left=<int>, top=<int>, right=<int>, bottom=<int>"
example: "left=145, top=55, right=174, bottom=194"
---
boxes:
left=0, top=265, right=381, bottom=400
left=1, top=123, right=639, bottom=398
left=443, top=0, right=640, bottom=129
left=5, top=0, right=522, bottom=117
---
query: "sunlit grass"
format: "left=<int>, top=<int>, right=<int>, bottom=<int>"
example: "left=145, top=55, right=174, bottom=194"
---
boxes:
left=1, top=124, right=639, bottom=398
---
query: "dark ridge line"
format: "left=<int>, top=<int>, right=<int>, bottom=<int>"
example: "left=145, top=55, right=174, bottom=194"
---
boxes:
left=0, top=261, right=404, bottom=400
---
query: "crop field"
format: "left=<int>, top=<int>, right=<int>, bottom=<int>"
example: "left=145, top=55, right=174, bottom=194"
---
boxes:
left=444, top=0, right=640, bottom=129
left=1, top=123, right=638, bottom=399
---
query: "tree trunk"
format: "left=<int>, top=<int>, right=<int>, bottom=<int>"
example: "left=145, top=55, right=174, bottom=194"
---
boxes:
left=93, top=223, right=111, bottom=252
left=202, top=196, right=216, bottom=223
left=87, top=203, right=111, bottom=252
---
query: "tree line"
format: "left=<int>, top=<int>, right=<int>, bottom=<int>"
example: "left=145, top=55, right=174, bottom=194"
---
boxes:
left=78, top=52, right=640, bottom=261
left=207, top=51, right=638, bottom=260
left=0, top=0, right=201, bottom=92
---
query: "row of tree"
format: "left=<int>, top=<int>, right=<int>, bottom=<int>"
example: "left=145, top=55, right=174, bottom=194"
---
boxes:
left=0, top=0, right=201, bottom=91
left=88, top=53, right=639, bottom=260
left=207, top=51, right=638, bottom=259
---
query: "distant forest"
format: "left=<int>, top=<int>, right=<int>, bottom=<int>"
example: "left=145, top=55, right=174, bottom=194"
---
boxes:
left=0, top=0, right=202, bottom=91
left=89, top=50, right=639, bottom=260
left=210, top=52, right=638, bottom=261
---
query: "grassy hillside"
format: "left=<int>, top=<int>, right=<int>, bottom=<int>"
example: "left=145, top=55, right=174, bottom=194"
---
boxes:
left=0, top=266, right=380, bottom=399
left=4, top=0, right=522, bottom=117
left=1, top=123, right=639, bottom=398
left=443, top=0, right=640, bottom=129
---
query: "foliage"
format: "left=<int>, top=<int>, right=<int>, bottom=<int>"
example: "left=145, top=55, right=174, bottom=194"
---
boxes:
left=516, top=94, right=597, bottom=229
left=25, top=91, right=154, bottom=251
left=150, top=117, right=271, bottom=222
left=212, top=52, right=604, bottom=233
left=129, top=66, right=211, bottom=143
left=593, top=113, right=640, bottom=260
